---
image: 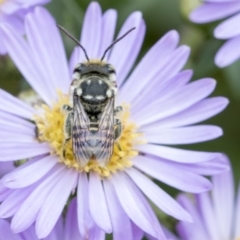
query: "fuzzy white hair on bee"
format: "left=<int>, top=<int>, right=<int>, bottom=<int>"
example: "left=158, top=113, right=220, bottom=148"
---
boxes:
left=72, top=60, right=117, bottom=83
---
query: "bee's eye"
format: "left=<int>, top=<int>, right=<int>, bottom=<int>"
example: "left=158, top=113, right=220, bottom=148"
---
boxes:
left=74, top=64, right=82, bottom=74
left=109, top=69, right=115, bottom=74
left=73, top=64, right=82, bottom=80
left=108, top=68, right=116, bottom=74
left=74, top=67, right=82, bottom=73
left=107, top=64, right=116, bottom=74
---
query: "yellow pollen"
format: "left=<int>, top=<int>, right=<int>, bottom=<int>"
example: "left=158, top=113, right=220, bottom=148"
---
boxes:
left=34, top=92, right=144, bottom=177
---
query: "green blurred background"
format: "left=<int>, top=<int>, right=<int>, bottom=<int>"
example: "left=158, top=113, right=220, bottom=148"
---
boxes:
left=1, top=0, right=240, bottom=233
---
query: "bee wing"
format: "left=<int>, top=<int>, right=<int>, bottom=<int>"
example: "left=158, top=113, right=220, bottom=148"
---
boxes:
left=94, top=97, right=115, bottom=167
left=72, top=94, right=92, bottom=167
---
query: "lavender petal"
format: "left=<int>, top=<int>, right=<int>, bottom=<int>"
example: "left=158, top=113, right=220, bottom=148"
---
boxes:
left=144, top=125, right=222, bottom=145
left=98, top=9, right=117, bottom=59
left=120, top=30, right=179, bottom=104
left=64, top=198, right=81, bottom=240
left=176, top=194, right=209, bottom=240
left=0, top=185, right=37, bottom=218
left=138, top=144, right=221, bottom=163
left=215, top=35, right=240, bottom=67
left=212, top=168, right=234, bottom=239
left=109, top=12, right=145, bottom=86
left=36, top=169, right=78, bottom=239
left=79, top=2, right=102, bottom=60
left=196, top=193, right=219, bottom=240
left=133, top=156, right=212, bottom=193
left=125, top=168, right=192, bottom=222
left=190, top=2, right=240, bottom=23
left=104, top=179, right=133, bottom=240
left=0, top=219, right=22, bottom=240
left=0, top=89, right=36, bottom=119
left=1, top=155, right=58, bottom=188
left=234, top=184, right=240, bottom=239
left=1, top=24, right=52, bottom=105
left=77, top=172, right=95, bottom=238
left=111, top=172, right=166, bottom=239
left=134, top=78, right=216, bottom=126
left=214, top=12, right=240, bottom=39
left=0, top=142, right=50, bottom=162
left=25, top=7, right=70, bottom=95
left=11, top=166, right=65, bottom=233
left=89, top=172, right=112, bottom=233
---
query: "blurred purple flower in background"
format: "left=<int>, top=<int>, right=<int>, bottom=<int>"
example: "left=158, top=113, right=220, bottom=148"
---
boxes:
left=190, top=0, right=240, bottom=68
left=0, top=198, right=105, bottom=240
left=0, top=2, right=229, bottom=239
left=0, top=0, right=50, bottom=54
left=176, top=157, right=240, bottom=240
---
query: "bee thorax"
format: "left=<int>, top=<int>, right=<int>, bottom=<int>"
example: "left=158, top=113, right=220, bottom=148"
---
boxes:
left=81, top=101, right=106, bottom=114
left=80, top=76, right=109, bottom=104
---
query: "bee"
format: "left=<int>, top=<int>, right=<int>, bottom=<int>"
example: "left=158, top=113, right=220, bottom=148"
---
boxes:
left=58, top=25, right=135, bottom=167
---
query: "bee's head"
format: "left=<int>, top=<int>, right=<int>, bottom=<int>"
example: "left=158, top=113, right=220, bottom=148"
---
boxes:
left=72, top=62, right=117, bottom=105
left=73, top=61, right=116, bottom=82
left=57, top=25, right=135, bottom=104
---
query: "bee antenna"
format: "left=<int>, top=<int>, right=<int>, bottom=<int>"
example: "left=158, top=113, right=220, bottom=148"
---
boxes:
left=100, top=27, right=136, bottom=61
left=57, top=24, right=90, bottom=62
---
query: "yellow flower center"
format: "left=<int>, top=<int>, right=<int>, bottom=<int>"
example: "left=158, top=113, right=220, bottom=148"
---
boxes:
left=34, top=92, right=143, bottom=177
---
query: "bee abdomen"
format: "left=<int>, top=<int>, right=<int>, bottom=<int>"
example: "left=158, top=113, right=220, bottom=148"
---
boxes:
left=89, top=122, right=99, bottom=133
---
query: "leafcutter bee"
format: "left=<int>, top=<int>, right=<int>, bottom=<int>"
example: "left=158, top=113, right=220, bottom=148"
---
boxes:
left=58, top=25, right=135, bottom=167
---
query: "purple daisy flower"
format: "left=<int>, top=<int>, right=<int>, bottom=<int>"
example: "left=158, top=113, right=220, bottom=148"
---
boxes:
left=0, top=0, right=50, bottom=54
left=0, top=198, right=106, bottom=240
left=190, top=0, right=240, bottom=67
left=0, top=2, right=229, bottom=239
left=176, top=157, right=240, bottom=240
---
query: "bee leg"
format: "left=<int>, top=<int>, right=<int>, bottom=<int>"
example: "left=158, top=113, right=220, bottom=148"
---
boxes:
left=114, top=119, right=122, bottom=140
left=114, top=106, right=123, bottom=150
left=35, top=125, right=39, bottom=138
left=114, top=119, right=122, bottom=151
left=114, top=106, right=123, bottom=115
left=62, top=104, right=73, bottom=112
left=34, top=124, right=43, bottom=141
left=63, top=137, right=71, bottom=158
left=62, top=105, right=73, bottom=158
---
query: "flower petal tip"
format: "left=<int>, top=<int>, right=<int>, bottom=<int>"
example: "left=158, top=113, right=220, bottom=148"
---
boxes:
left=189, top=12, right=198, bottom=23
left=203, top=180, right=213, bottom=192
left=167, top=29, right=180, bottom=41
left=215, top=56, right=230, bottom=68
